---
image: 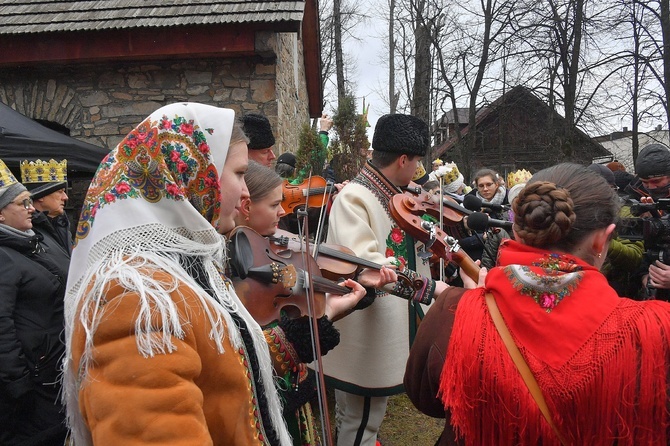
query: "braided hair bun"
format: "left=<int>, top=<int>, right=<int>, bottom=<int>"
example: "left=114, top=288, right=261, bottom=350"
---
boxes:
left=512, top=181, right=576, bottom=248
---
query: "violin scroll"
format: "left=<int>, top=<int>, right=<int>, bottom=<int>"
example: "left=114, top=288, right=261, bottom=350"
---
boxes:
left=389, top=193, right=480, bottom=282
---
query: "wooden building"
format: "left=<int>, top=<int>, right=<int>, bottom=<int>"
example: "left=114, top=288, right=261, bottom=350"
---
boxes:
left=432, top=86, right=611, bottom=180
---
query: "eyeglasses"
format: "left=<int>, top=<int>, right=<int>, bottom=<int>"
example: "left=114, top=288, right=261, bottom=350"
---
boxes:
left=13, top=198, right=34, bottom=210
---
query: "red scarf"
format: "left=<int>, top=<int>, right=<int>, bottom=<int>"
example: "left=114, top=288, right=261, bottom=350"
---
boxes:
left=439, top=239, right=670, bottom=445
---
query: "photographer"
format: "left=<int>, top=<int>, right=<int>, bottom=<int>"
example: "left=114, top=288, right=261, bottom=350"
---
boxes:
left=630, top=143, right=670, bottom=300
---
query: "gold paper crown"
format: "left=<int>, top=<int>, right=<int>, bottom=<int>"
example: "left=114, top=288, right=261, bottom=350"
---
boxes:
left=507, top=169, right=532, bottom=188
left=0, top=159, right=20, bottom=189
left=20, top=159, right=67, bottom=184
left=432, top=158, right=444, bottom=166
left=442, top=162, right=461, bottom=184
left=412, top=161, right=427, bottom=181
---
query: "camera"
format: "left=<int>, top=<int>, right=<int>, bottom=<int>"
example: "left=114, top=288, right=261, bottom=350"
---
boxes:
left=619, top=198, right=670, bottom=299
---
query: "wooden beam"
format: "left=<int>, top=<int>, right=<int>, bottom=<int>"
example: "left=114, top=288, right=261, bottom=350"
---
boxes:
left=302, top=0, right=323, bottom=118
left=0, top=24, right=286, bottom=66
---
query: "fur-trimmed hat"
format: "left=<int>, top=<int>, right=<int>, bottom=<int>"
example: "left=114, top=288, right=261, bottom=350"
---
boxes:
left=242, top=113, right=276, bottom=150
left=636, top=144, right=670, bottom=179
left=0, top=158, right=28, bottom=210
left=20, top=159, right=68, bottom=200
left=371, top=114, right=429, bottom=156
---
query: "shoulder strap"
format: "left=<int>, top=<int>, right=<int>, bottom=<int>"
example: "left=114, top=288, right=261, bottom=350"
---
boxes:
left=485, top=292, right=568, bottom=445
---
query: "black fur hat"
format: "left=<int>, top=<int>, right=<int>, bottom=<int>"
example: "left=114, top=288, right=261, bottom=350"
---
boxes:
left=242, top=113, right=276, bottom=150
left=371, top=114, right=429, bottom=156
left=636, top=143, right=670, bottom=179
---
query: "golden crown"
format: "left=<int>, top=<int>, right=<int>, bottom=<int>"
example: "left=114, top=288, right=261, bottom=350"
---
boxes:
left=412, top=161, right=427, bottom=181
left=0, top=159, right=20, bottom=189
left=507, top=169, right=532, bottom=188
left=20, top=159, right=67, bottom=184
left=442, top=163, right=461, bottom=184
left=432, top=159, right=443, bottom=166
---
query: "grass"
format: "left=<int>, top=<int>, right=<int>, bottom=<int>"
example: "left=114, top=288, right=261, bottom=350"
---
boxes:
left=319, top=388, right=444, bottom=445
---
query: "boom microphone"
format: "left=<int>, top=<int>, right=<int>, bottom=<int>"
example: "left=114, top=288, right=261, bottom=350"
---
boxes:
left=462, top=194, right=507, bottom=213
left=466, top=211, right=513, bottom=232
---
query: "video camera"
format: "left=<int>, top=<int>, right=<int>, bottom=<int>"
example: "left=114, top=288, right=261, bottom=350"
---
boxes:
left=618, top=198, right=670, bottom=299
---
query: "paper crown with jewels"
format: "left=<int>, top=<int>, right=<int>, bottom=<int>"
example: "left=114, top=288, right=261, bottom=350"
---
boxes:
left=507, top=169, right=532, bottom=188
left=0, top=158, right=28, bottom=210
left=0, top=158, right=20, bottom=189
left=440, top=162, right=461, bottom=185
left=20, top=159, right=68, bottom=199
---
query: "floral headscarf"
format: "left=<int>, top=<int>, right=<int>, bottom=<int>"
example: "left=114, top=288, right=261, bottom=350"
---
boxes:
left=63, top=103, right=291, bottom=446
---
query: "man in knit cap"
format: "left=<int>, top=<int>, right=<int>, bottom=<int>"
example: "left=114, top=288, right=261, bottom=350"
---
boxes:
left=323, top=113, right=448, bottom=446
left=241, top=113, right=277, bottom=167
left=629, top=143, right=670, bottom=201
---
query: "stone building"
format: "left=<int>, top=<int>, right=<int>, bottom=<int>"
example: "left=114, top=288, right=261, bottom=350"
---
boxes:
left=0, top=0, right=322, bottom=154
left=0, top=0, right=322, bottom=220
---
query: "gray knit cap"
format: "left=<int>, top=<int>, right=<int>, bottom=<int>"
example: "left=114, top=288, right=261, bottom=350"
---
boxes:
left=0, top=182, right=28, bottom=210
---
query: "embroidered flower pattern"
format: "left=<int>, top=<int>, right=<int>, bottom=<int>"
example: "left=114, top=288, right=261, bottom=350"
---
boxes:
left=386, top=224, right=409, bottom=268
left=504, top=252, right=584, bottom=312
left=76, top=114, right=217, bottom=241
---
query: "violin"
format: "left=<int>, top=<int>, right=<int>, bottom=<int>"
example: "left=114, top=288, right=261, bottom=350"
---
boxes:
left=269, top=229, right=423, bottom=291
left=282, top=175, right=336, bottom=213
left=389, top=193, right=480, bottom=282
left=228, top=226, right=352, bottom=326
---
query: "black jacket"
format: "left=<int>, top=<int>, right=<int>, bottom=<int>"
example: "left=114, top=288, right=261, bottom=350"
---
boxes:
left=31, top=211, right=72, bottom=257
left=0, top=228, right=68, bottom=445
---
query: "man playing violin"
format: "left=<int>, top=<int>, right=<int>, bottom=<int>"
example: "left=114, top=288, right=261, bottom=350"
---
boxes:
left=322, top=113, right=449, bottom=446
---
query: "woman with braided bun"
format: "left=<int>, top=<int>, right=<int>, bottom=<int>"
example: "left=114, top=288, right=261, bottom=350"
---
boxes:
left=405, top=163, right=670, bottom=445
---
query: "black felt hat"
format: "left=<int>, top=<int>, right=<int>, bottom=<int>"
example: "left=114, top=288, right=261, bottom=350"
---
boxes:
left=242, top=114, right=276, bottom=150
left=636, top=144, right=670, bottom=179
left=371, top=114, right=429, bottom=156
left=276, top=152, right=296, bottom=169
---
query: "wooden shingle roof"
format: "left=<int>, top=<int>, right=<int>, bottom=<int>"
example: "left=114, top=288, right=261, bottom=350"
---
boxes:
left=0, top=0, right=305, bottom=34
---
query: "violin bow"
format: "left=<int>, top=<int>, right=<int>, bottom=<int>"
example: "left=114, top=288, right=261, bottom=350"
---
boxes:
left=298, top=171, right=335, bottom=446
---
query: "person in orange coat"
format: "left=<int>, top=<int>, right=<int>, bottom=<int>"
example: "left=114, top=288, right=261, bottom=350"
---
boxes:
left=62, top=103, right=366, bottom=445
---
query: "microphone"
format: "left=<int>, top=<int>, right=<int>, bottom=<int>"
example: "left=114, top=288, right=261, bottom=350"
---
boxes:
left=466, top=211, right=514, bottom=231
left=462, top=194, right=507, bottom=213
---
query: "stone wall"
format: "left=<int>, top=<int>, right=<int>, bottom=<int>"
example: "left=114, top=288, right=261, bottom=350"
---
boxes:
left=274, top=32, right=310, bottom=155
left=0, top=32, right=309, bottom=156
left=0, top=31, right=311, bottom=224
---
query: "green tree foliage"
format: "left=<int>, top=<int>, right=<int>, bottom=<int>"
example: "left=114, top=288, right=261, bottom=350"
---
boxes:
left=293, top=123, right=327, bottom=183
left=330, top=94, right=370, bottom=181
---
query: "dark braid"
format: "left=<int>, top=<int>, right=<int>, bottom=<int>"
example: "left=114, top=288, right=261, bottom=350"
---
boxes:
left=512, top=163, right=620, bottom=253
left=513, top=181, right=575, bottom=248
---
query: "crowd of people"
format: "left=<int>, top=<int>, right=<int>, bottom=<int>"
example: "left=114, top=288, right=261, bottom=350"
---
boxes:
left=1, top=102, right=670, bottom=445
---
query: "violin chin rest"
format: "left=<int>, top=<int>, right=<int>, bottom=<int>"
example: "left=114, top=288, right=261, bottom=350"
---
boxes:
left=229, top=230, right=254, bottom=279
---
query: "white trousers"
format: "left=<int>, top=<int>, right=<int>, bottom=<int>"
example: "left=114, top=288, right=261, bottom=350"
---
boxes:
left=335, top=389, right=389, bottom=446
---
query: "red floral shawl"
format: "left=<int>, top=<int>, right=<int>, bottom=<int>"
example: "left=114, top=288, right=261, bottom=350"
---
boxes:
left=439, top=239, right=670, bottom=445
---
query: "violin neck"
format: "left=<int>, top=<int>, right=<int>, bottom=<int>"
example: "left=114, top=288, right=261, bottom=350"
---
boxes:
left=297, top=273, right=350, bottom=295
left=303, top=185, right=334, bottom=196
left=316, top=245, right=383, bottom=271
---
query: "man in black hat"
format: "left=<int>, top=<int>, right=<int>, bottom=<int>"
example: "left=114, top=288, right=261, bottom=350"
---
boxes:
left=242, top=113, right=277, bottom=167
left=322, top=113, right=448, bottom=446
left=20, top=159, right=72, bottom=255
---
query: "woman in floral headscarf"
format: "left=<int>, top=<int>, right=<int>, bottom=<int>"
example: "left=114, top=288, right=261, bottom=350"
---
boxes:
left=63, top=103, right=315, bottom=445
